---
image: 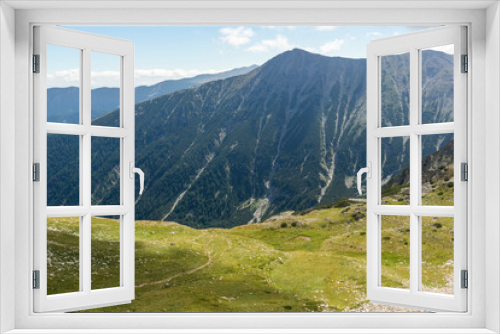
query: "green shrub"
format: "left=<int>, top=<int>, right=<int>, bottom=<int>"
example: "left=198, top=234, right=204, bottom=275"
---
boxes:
left=332, top=198, right=353, bottom=208
left=291, top=221, right=297, bottom=227
left=382, top=236, right=391, bottom=241
left=292, top=208, right=313, bottom=216
left=351, top=212, right=365, bottom=221
left=438, top=191, right=444, bottom=196
left=433, top=223, right=443, bottom=229
left=444, top=176, right=450, bottom=181
left=280, top=222, right=288, bottom=228
left=448, top=182, right=454, bottom=188
left=381, top=183, right=408, bottom=197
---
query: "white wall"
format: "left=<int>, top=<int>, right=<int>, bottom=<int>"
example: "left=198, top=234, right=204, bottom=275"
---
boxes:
left=0, top=2, right=16, bottom=333
left=486, top=2, right=500, bottom=333
left=5, top=5, right=492, bottom=332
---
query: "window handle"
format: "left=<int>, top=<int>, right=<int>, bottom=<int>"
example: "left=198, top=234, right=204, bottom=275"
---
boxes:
left=129, top=162, right=145, bottom=195
left=357, top=162, right=372, bottom=195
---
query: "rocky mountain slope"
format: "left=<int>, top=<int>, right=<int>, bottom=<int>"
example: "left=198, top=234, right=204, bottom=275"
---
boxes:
left=47, top=49, right=454, bottom=228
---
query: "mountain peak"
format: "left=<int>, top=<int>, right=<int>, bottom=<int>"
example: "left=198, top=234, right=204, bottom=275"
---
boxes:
left=271, top=48, right=319, bottom=61
left=288, top=47, right=314, bottom=54
left=260, top=48, right=326, bottom=75
left=254, top=48, right=365, bottom=84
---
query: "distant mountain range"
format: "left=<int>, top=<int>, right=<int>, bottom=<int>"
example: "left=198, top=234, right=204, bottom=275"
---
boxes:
left=47, top=65, right=258, bottom=124
left=47, top=49, right=453, bottom=228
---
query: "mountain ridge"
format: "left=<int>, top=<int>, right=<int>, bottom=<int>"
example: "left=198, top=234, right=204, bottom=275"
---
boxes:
left=48, top=48, right=454, bottom=228
left=47, top=64, right=259, bottom=123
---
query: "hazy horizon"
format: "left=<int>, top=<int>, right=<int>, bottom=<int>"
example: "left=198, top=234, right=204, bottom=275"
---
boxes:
left=47, top=25, right=436, bottom=88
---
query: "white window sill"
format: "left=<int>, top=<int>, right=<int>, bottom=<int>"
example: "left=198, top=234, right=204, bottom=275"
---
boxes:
left=4, top=329, right=497, bottom=334
left=5, top=328, right=495, bottom=334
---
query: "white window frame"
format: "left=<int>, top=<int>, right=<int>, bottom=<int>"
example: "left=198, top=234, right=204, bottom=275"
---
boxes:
left=33, top=25, right=136, bottom=313
left=365, top=26, right=467, bottom=312
left=1, top=2, right=498, bottom=333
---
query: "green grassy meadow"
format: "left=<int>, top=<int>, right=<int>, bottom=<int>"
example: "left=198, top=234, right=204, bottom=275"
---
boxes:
left=46, top=178, right=454, bottom=312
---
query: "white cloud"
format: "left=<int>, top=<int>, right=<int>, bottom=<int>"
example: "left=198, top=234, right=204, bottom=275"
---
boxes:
left=366, top=31, right=383, bottom=38
left=302, top=46, right=319, bottom=54
left=246, top=35, right=293, bottom=53
left=91, top=70, right=121, bottom=88
left=219, top=27, right=254, bottom=46
left=430, top=44, right=454, bottom=55
left=46, top=69, right=80, bottom=88
left=319, top=39, right=345, bottom=54
left=48, top=68, right=229, bottom=88
left=314, top=26, right=337, bottom=31
left=134, top=68, right=227, bottom=86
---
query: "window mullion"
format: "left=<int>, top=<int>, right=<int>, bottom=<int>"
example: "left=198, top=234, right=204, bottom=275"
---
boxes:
left=409, top=46, right=420, bottom=294
left=373, top=123, right=454, bottom=138
left=373, top=205, right=454, bottom=217
left=82, top=47, right=92, bottom=294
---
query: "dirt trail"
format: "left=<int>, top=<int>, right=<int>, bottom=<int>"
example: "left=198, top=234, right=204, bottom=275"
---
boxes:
left=136, top=234, right=213, bottom=289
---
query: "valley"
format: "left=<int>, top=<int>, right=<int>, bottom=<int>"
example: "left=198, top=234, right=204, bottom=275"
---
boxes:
left=45, top=48, right=456, bottom=312
left=46, top=165, right=454, bottom=312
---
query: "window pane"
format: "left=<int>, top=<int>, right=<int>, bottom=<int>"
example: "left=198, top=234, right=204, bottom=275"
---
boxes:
left=421, top=134, right=454, bottom=206
left=47, top=216, right=80, bottom=295
left=47, top=134, right=80, bottom=206
left=91, top=137, right=121, bottom=206
left=421, top=45, right=454, bottom=124
left=421, top=217, right=454, bottom=294
left=91, top=216, right=121, bottom=290
left=91, top=52, right=121, bottom=127
left=46, top=44, right=81, bottom=124
left=381, top=215, right=410, bottom=289
left=381, top=137, right=410, bottom=205
left=381, top=52, right=410, bottom=127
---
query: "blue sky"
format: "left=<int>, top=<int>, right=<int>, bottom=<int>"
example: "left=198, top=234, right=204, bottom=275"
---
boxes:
left=48, top=26, right=435, bottom=88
